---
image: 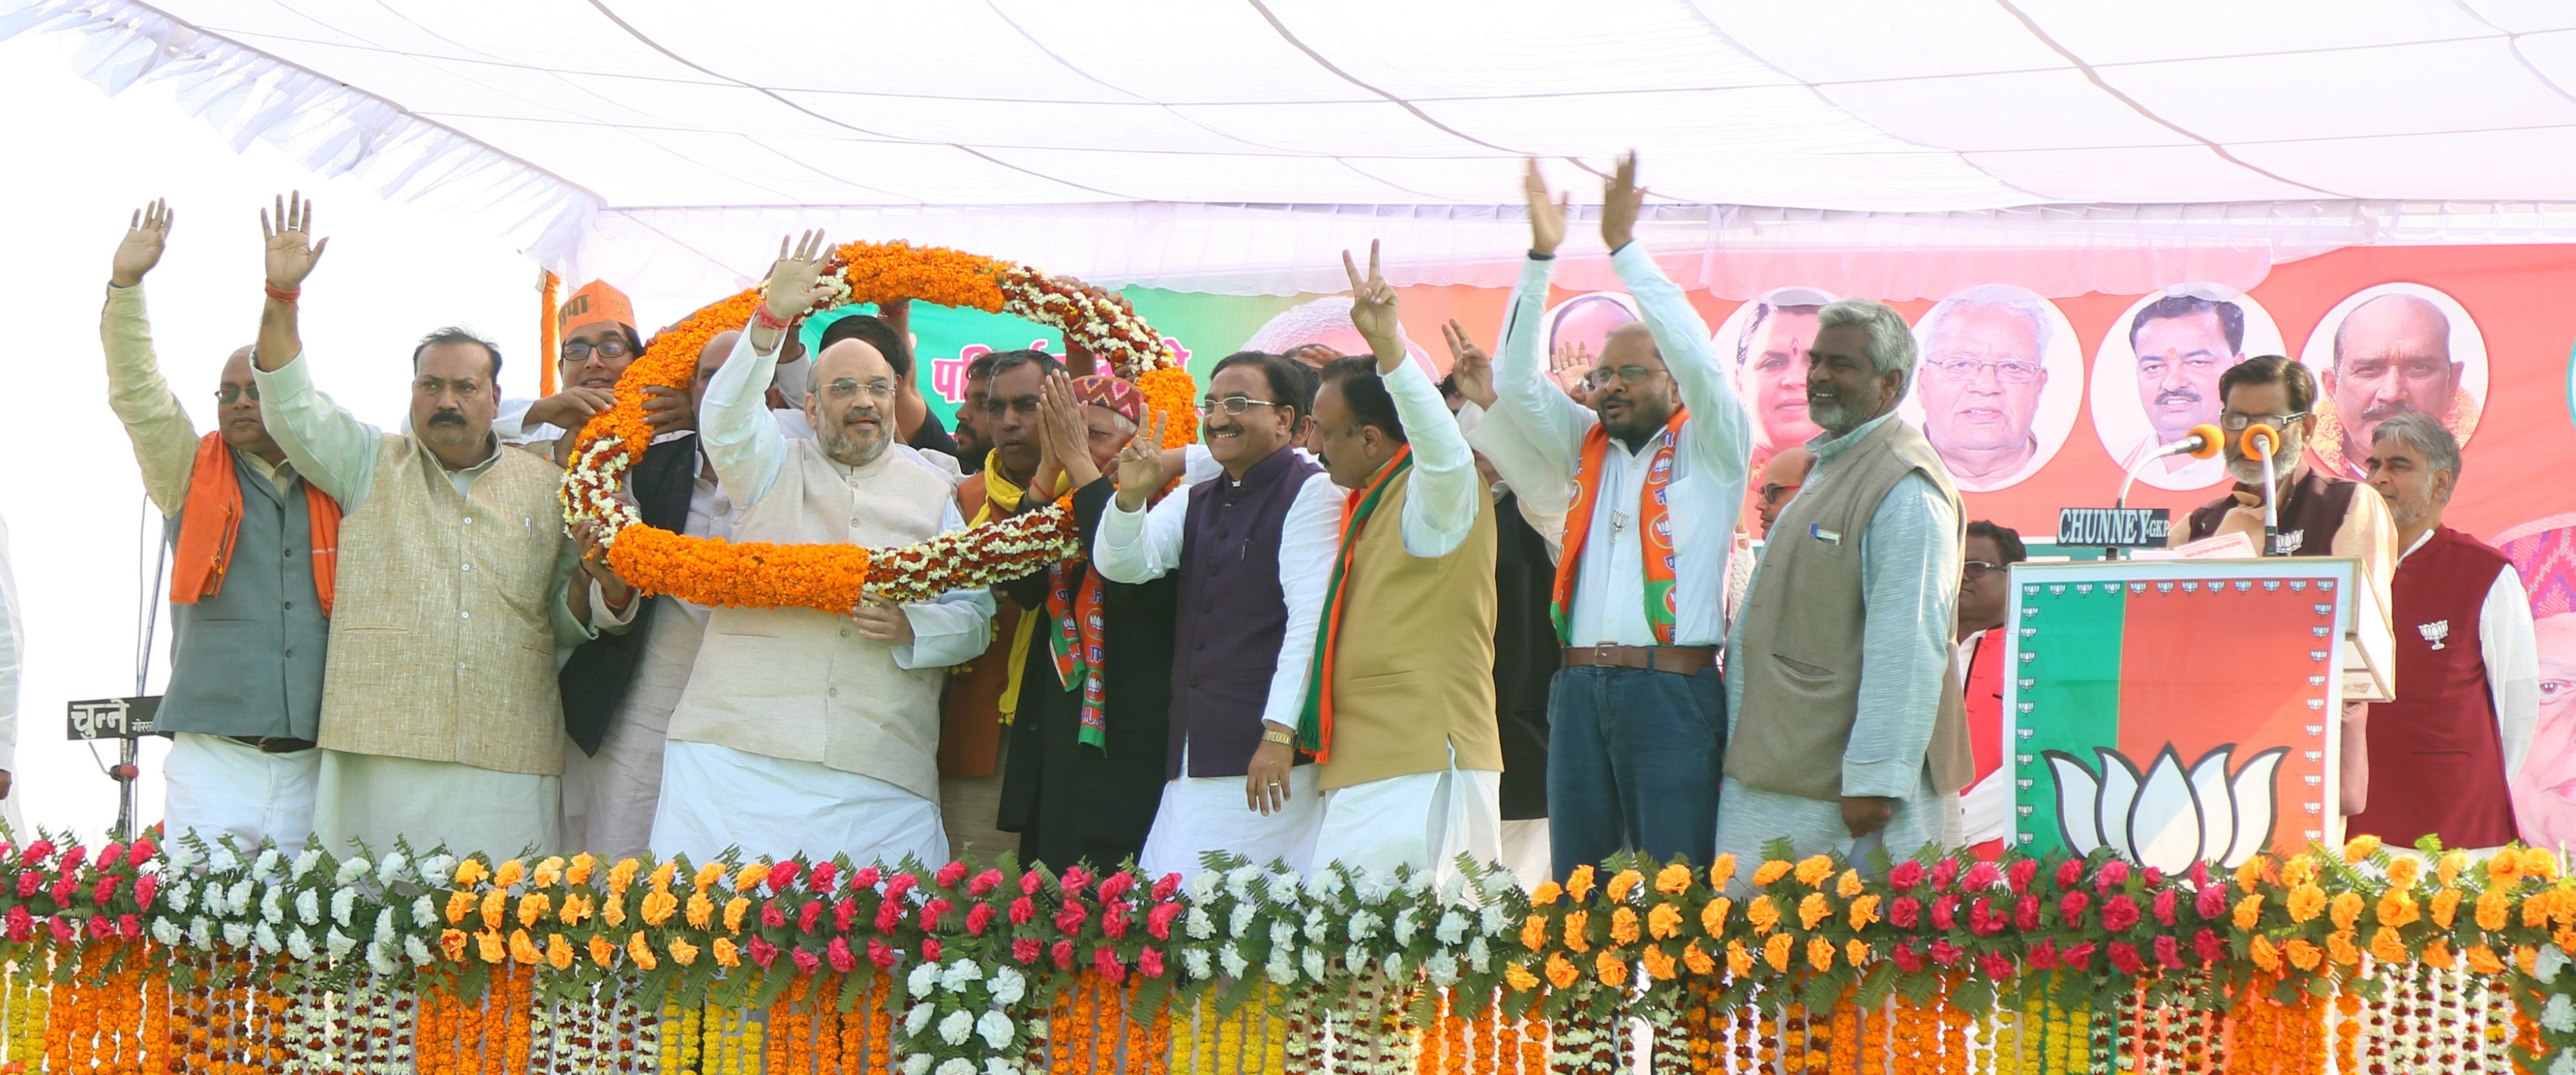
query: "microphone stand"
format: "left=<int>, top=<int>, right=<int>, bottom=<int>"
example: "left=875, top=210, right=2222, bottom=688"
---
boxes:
left=2251, top=428, right=2280, bottom=557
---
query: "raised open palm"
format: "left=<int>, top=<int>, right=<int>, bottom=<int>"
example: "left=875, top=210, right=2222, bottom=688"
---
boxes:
left=112, top=200, right=173, bottom=288
left=260, top=192, right=328, bottom=289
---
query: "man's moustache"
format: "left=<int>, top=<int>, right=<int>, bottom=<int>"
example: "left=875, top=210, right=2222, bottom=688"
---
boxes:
left=2361, top=401, right=2415, bottom=423
left=2154, top=389, right=2199, bottom=406
left=426, top=411, right=468, bottom=427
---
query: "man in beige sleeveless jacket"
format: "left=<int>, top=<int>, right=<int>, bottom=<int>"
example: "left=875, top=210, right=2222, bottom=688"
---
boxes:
left=1718, top=299, right=1974, bottom=879
left=649, top=233, right=996, bottom=869
left=249, top=195, right=633, bottom=859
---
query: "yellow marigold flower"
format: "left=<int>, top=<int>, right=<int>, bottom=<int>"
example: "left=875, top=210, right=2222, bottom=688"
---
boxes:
left=477, top=929, right=507, bottom=965
left=685, top=891, right=715, bottom=930
left=1701, top=897, right=1733, bottom=938
left=668, top=937, right=699, bottom=967
left=723, top=896, right=751, bottom=935
left=1647, top=903, right=1683, bottom=941
left=2326, top=930, right=2360, bottom=967
left=493, top=859, right=526, bottom=891
left=2233, top=895, right=2266, bottom=931
left=480, top=888, right=508, bottom=931
left=1595, top=950, right=1626, bottom=987
left=1683, top=942, right=1716, bottom=976
left=2490, top=850, right=2530, bottom=886
left=714, top=938, right=741, bottom=968
left=1610, top=906, right=1641, bottom=946
left=439, top=928, right=468, bottom=963
left=1709, top=854, right=1738, bottom=889
left=1607, top=869, right=1643, bottom=902
left=1530, top=882, right=1562, bottom=906
left=2476, top=888, right=2511, bottom=932
left=1522, top=914, right=1549, bottom=952
left=2437, top=851, right=2468, bottom=888
left=2285, top=884, right=2326, bottom=924
left=1848, top=894, right=1882, bottom=931
left=1566, top=864, right=1597, bottom=902
left=627, top=931, right=658, bottom=971
left=567, top=853, right=598, bottom=887
left=1544, top=953, right=1579, bottom=990
left=2527, top=849, right=2562, bottom=881
left=453, top=859, right=489, bottom=889
left=508, top=928, right=540, bottom=965
left=1563, top=911, right=1591, bottom=953
left=1747, top=895, right=1781, bottom=935
left=1726, top=939, right=1755, bottom=978
left=588, top=934, right=618, bottom=967
left=2369, top=926, right=2409, bottom=964
left=735, top=862, right=772, bottom=893
left=1505, top=963, right=1539, bottom=993
left=2328, top=891, right=2362, bottom=931
left=2467, top=943, right=2506, bottom=975
left=545, top=933, right=573, bottom=971
left=560, top=892, right=592, bottom=926
left=1798, top=892, right=1830, bottom=932
left=1846, top=939, right=1870, bottom=969
left=2386, top=855, right=2423, bottom=890
left=1655, top=864, right=1694, bottom=895
left=1836, top=870, right=1865, bottom=899
left=1806, top=937, right=1835, bottom=972
left=2423, top=938, right=2456, bottom=970
left=692, top=862, right=726, bottom=891
left=641, top=889, right=678, bottom=927
left=2432, top=888, right=2463, bottom=928
left=2343, top=834, right=2382, bottom=864
left=1794, top=856, right=1835, bottom=888
left=2284, top=939, right=2322, bottom=971
left=1641, top=945, right=1678, bottom=981
left=532, top=857, right=565, bottom=889
left=2280, top=856, right=2316, bottom=888
left=517, top=893, right=551, bottom=929
left=1752, top=860, right=1794, bottom=888
left=444, top=890, right=477, bottom=926
left=1763, top=933, right=1794, bottom=973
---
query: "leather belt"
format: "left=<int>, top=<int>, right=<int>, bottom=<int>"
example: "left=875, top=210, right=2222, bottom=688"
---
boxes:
left=228, top=736, right=317, bottom=754
left=1561, top=644, right=1717, bottom=675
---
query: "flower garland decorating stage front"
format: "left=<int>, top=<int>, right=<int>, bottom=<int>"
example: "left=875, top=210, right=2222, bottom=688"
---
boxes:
left=6, top=833, right=2576, bottom=1073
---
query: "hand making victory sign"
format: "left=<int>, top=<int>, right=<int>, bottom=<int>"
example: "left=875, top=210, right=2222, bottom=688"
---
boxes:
left=1110, top=411, right=1171, bottom=514
left=1341, top=239, right=1406, bottom=376
left=1442, top=319, right=1498, bottom=409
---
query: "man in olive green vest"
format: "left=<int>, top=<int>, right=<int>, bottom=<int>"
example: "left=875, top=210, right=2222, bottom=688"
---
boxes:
left=249, top=194, right=633, bottom=859
left=1718, top=298, right=1974, bottom=878
left=1298, top=245, right=1505, bottom=884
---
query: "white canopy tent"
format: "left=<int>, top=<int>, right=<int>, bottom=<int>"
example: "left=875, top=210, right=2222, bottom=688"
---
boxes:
left=14, top=0, right=2576, bottom=301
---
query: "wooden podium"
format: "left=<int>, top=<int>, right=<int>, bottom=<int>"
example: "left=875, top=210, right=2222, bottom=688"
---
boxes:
left=2002, top=557, right=2391, bottom=870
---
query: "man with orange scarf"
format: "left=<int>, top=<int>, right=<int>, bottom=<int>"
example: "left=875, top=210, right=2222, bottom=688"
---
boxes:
left=1479, top=157, right=1753, bottom=882
left=1298, top=244, right=1503, bottom=884
left=100, top=200, right=339, bottom=850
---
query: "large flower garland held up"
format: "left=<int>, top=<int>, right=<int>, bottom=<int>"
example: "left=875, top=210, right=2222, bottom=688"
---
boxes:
left=8, top=832, right=2576, bottom=1072
left=559, top=240, right=1199, bottom=612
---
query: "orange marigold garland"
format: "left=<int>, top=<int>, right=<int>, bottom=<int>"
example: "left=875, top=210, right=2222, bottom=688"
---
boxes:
left=565, top=240, right=1193, bottom=613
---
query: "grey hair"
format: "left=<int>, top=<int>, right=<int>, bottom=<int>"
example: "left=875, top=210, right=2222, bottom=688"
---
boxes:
left=1918, top=285, right=2056, bottom=365
left=1816, top=299, right=1918, bottom=390
left=2369, top=410, right=2463, bottom=503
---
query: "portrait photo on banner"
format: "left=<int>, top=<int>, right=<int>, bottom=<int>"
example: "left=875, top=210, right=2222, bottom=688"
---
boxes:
left=1900, top=283, right=2085, bottom=493
left=2295, top=282, right=2491, bottom=482
left=2088, top=284, right=2287, bottom=492
left=1712, top=285, right=1837, bottom=472
left=2499, top=513, right=2576, bottom=851
left=1243, top=294, right=1430, bottom=372
left=1542, top=290, right=1640, bottom=398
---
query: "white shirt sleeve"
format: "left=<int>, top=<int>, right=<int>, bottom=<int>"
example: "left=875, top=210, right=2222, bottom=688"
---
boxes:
left=701, top=328, right=793, bottom=506
left=1611, top=243, right=1752, bottom=490
left=492, top=397, right=536, bottom=442
left=2486, top=565, right=2541, bottom=777
left=1494, top=256, right=1596, bottom=470
left=1260, top=473, right=1345, bottom=732
left=1463, top=401, right=1573, bottom=562
left=1844, top=472, right=1962, bottom=798
left=1385, top=359, right=1480, bottom=558
left=1095, top=482, right=1191, bottom=584
left=252, top=354, right=386, bottom=511
left=893, top=496, right=999, bottom=669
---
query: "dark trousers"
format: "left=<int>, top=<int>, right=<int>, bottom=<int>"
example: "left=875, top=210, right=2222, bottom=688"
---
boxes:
left=1545, top=663, right=1727, bottom=882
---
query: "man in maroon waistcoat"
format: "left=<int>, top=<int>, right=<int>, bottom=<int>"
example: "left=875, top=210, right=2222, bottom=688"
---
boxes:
left=2345, top=412, right=2539, bottom=848
left=2175, top=355, right=2398, bottom=814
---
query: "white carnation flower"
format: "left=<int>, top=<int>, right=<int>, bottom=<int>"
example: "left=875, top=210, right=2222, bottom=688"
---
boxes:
left=167, top=881, right=194, bottom=915
left=942, top=958, right=982, bottom=993
left=935, top=1059, right=975, bottom=1075
left=222, top=922, right=252, bottom=949
left=1269, top=870, right=1302, bottom=901
left=976, top=1009, right=1014, bottom=1049
left=1301, top=947, right=1328, bottom=983
left=412, top=895, right=438, bottom=928
left=375, top=852, right=409, bottom=888
left=252, top=848, right=281, bottom=879
left=1265, top=955, right=1295, bottom=984
left=187, top=917, right=213, bottom=950
left=335, top=857, right=370, bottom=887
left=1342, top=944, right=1366, bottom=971
left=903, top=1054, right=934, bottom=1075
left=1224, top=866, right=1259, bottom=903
left=1220, top=944, right=1249, bottom=980
left=1466, top=937, right=1492, bottom=973
left=2546, top=993, right=2576, bottom=1033
left=1347, top=911, right=1381, bottom=942
left=404, top=935, right=433, bottom=966
left=989, top=966, right=1027, bottom=1006
left=1302, top=909, right=1329, bottom=944
left=2542, top=945, right=2571, bottom=985
left=1439, top=872, right=1467, bottom=905
left=1479, top=904, right=1508, bottom=936
left=1435, top=911, right=1467, bottom=945
left=938, top=1009, right=974, bottom=1047
left=374, top=908, right=395, bottom=940
left=366, top=942, right=399, bottom=977
left=296, top=889, right=322, bottom=925
left=909, top=962, right=940, bottom=997
left=1227, top=904, right=1255, bottom=940
left=166, top=841, right=200, bottom=871
left=1270, top=922, right=1296, bottom=949
left=326, top=928, right=356, bottom=962
left=984, top=1059, right=1016, bottom=1075
left=227, top=879, right=255, bottom=917
left=292, top=848, right=322, bottom=879
left=1381, top=952, right=1405, bottom=978
left=205, top=844, right=238, bottom=874
left=1426, top=951, right=1459, bottom=986
left=149, top=919, right=182, bottom=946
left=1302, top=868, right=1340, bottom=900
left=252, top=921, right=281, bottom=953
left=1186, top=871, right=1221, bottom=902
left=259, top=888, right=285, bottom=925
left=1182, top=949, right=1213, bottom=981
left=421, top=854, right=457, bottom=887
left=904, top=1002, right=934, bottom=1038
left=1391, top=909, right=1417, bottom=946
left=1186, top=907, right=1215, bottom=940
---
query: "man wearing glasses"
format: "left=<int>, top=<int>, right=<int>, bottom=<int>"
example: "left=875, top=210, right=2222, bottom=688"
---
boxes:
left=1913, top=286, right=2055, bottom=491
left=1479, top=155, right=1754, bottom=881
left=650, top=233, right=996, bottom=865
left=1951, top=522, right=2025, bottom=859
left=100, top=200, right=338, bottom=850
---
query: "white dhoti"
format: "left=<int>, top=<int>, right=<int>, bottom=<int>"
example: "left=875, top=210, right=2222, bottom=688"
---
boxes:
left=1712, top=769, right=1960, bottom=891
left=1497, top=819, right=1553, bottom=890
left=562, top=595, right=705, bottom=863
left=1139, top=754, right=1324, bottom=882
left=1311, top=766, right=1504, bottom=887
left=650, top=741, right=947, bottom=868
left=314, top=750, right=562, bottom=859
left=163, top=733, right=320, bottom=851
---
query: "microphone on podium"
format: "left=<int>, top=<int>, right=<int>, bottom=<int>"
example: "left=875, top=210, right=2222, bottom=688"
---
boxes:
left=2113, top=424, right=2228, bottom=509
left=2243, top=423, right=2282, bottom=555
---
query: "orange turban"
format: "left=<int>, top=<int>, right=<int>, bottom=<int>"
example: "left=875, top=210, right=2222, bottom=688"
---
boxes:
left=558, top=279, right=635, bottom=336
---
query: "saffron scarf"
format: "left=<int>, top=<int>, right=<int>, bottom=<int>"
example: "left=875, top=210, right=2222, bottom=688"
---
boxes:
left=169, top=432, right=342, bottom=615
left=1295, top=446, right=1412, bottom=763
left=1550, top=408, right=1687, bottom=646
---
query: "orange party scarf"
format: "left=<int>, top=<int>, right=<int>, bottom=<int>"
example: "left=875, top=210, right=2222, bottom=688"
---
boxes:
left=1551, top=408, right=1687, bottom=646
left=169, top=432, right=342, bottom=615
left=1296, top=444, right=1411, bottom=763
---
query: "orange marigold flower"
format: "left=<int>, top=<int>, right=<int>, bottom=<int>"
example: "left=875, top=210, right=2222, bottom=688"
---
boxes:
left=444, top=890, right=476, bottom=926
left=2326, top=930, right=2360, bottom=967
left=439, top=929, right=468, bottom=963
left=2525, top=890, right=2556, bottom=929
left=1610, top=907, right=1640, bottom=946
left=1647, top=903, right=1683, bottom=941
left=2248, top=935, right=2281, bottom=972
left=1747, top=896, right=1781, bottom=935
left=2488, top=850, right=2524, bottom=886
left=2369, top=926, right=2409, bottom=964
left=1544, top=953, right=1580, bottom=991
left=1530, top=882, right=1562, bottom=907
left=734, top=863, right=771, bottom=893
left=1835, top=870, right=1865, bottom=899
left=723, top=896, right=751, bottom=935
left=668, top=937, right=700, bottom=967
left=1726, top=940, right=1756, bottom=977
left=1655, top=864, right=1694, bottom=895
left=2386, top=855, right=2423, bottom=890
left=2280, top=856, right=2316, bottom=888
left=650, top=861, right=680, bottom=890
left=1522, top=914, right=1549, bottom=953
left=714, top=938, right=741, bottom=968
left=532, top=857, right=565, bottom=889
left=602, top=894, right=627, bottom=928
left=2285, top=884, right=2327, bottom=923
left=2437, top=851, right=2468, bottom=888
left=1595, top=951, right=1626, bottom=987
left=1798, top=892, right=1830, bottom=932
left=1846, top=939, right=1870, bottom=969
left=1804, top=938, right=1834, bottom=972
left=567, top=853, right=598, bottom=887
left=1566, top=865, right=1597, bottom=902
left=1562, top=911, right=1591, bottom=953
left=480, top=888, right=508, bottom=931
left=517, top=894, right=551, bottom=929
left=545, top=933, right=574, bottom=971
left=493, top=859, right=527, bottom=890
left=685, top=891, right=715, bottom=930
left=2476, top=888, right=2511, bottom=932
left=1764, top=933, right=1794, bottom=973
left=2342, top=835, right=2382, bottom=864
left=2519, top=944, right=2541, bottom=975
left=1709, top=854, right=1739, bottom=889
left=477, top=930, right=507, bottom=965
left=587, top=934, right=618, bottom=968
left=1752, top=860, right=1794, bottom=888
left=627, top=931, right=658, bottom=971
left=1641, top=945, right=1678, bottom=981
left=2233, top=895, right=2266, bottom=931
left=1607, top=870, right=1644, bottom=902
left=507, top=929, right=540, bottom=966
left=1701, top=897, right=1733, bottom=938
left=453, top=859, right=489, bottom=889
left=2375, top=889, right=2419, bottom=928
left=560, top=892, right=592, bottom=926
left=2423, top=938, right=2456, bottom=970
left=1794, top=856, right=1835, bottom=888
left=1505, top=964, right=1540, bottom=993
left=2235, top=857, right=2266, bottom=893
left=2467, top=943, right=2506, bottom=975
left=2527, top=849, right=2562, bottom=881
left=1683, top=942, right=1716, bottom=976
left=1848, top=894, right=1882, bottom=931
left=2328, top=891, right=2363, bottom=931
left=607, top=858, right=641, bottom=892
left=693, top=863, right=727, bottom=891
left=641, top=890, right=679, bottom=928
left=2283, top=938, right=2322, bottom=971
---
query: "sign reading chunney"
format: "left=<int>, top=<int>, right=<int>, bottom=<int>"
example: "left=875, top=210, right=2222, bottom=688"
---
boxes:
left=2057, top=508, right=2170, bottom=548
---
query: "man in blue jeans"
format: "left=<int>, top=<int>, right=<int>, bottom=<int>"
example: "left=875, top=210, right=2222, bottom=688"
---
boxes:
left=1478, top=155, right=1752, bottom=881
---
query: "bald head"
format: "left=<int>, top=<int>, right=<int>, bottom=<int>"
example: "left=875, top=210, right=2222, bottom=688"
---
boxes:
left=1754, top=446, right=1812, bottom=537
left=2335, top=294, right=2449, bottom=369
left=216, top=345, right=283, bottom=464
left=2326, top=292, right=2459, bottom=475
left=807, top=338, right=896, bottom=466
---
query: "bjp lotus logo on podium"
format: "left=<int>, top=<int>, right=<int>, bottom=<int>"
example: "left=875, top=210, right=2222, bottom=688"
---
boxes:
left=2040, top=744, right=2286, bottom=871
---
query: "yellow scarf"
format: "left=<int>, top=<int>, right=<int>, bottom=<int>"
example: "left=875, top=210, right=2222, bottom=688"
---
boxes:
left=981, top=466, right=1071, bottom=720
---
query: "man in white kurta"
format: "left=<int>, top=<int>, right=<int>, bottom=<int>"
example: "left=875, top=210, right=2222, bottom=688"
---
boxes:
left=650, top=237, right=993, bottom=868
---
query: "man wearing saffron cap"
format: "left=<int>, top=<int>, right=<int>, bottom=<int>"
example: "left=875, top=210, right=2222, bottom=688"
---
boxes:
left=650, top=232, right=994, bottom=866
left=498, top=278, right=647, bottom=463
left=100, top=200, right=336, bottom=850
left=990, top=372, right=1178, bottom=870
left=1298, top=244, right=1503, bottom=882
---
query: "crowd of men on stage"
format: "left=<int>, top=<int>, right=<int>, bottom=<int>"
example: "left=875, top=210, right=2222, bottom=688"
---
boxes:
left=64, top=156, right=2541, bottom=889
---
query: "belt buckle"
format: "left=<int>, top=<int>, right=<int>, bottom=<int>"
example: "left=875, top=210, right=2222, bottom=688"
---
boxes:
left=1590, top=643, right=1622, bottom=667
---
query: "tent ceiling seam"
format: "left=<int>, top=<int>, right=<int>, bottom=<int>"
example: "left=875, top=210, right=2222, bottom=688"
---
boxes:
left=1240, top=0, right=1529, bottom=158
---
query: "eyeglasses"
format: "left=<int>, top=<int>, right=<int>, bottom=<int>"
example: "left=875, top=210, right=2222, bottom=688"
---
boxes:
left=2219, top=410, right=2309, bottom=431
left=823, top=378, right=897, bottom=401
left=1925, top=357, right=2045, bottom=384
left=214, top=385, right=261, bottom=404
left=1197, top=396, right=1280, bottom=416
left=1962, top=560, right=2004, bottom=580
left=560, top=338, right=634, bottom=363
left=1582, top=366, right=1662, bottom=390
left=1758, top=482, right=1801, bottom=502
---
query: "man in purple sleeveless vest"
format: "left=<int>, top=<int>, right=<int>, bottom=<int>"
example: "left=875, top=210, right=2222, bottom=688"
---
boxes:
left=2347, top=413, right=2538, bottom=848
left=2177, top=355, right=2398, bottom=815
left=1094, top=351, right=1342, bottom=881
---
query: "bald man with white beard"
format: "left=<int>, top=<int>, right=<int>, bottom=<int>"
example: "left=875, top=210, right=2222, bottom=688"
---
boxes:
left=649, top=233, right=995, bottom=865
